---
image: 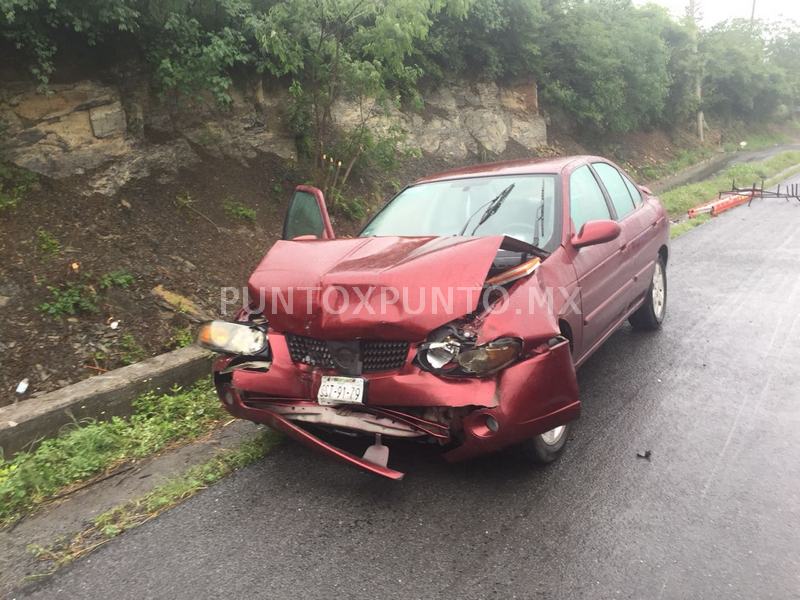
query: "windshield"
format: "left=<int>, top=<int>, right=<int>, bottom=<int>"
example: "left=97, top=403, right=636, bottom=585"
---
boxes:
left=360, top=175, right=559, bottom=251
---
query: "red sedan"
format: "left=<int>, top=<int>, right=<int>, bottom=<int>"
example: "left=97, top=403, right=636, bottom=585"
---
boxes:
left=199, top=156, right=669, bottom=479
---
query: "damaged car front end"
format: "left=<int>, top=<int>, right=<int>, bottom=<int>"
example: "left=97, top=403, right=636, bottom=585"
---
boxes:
left=200, top=168, right=588, bottom=479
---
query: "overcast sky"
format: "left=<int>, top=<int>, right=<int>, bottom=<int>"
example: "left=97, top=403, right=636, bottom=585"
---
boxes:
left=635, top=0, right=800, bottom=26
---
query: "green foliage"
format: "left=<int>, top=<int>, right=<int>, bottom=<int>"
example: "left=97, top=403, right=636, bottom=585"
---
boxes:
left=36, top=228, right=60, bottom=256
left=0, top=379, right=226, bottom=524
left=149, top=10, right=250, bottom=106
left=537, top=0, right=672, bottom=133
left=170, top=325, right=195, bottom=349
left=118, top=333, right=146, bottom=364
left=223, top=199, right=256, bottom=222
left=701, top=20, right=788, bottom=122
left=37, top=283, right=98, bottom=317
left=330, top=189, right=368, bottom=221
left=2, top=0, right=799, bottom=140
left=99, top=269, right=135, bottom=290
left=32, top=432, right=280, bottom=566
left=420, top=0, right=543, bottom=82
left=0, top=163, right=37, bottom=211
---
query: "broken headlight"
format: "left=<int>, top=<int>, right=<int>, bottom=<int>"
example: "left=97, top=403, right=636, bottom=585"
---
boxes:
left=417, top=325, right=521, bottom=377
left=455, top=338, right=521, bottom=375
left=197, top=321, right=269, bottom=356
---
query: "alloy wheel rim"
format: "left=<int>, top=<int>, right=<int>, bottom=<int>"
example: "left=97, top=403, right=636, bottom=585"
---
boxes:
left=652, top=262, right=665, bottom=320
left=540, top=425, right=566, bottom=446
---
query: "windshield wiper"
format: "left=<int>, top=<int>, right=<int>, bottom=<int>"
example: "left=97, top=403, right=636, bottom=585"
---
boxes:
left=533, top=182, right=546, bottom=247
left=458, top=184, right=515, bottom=236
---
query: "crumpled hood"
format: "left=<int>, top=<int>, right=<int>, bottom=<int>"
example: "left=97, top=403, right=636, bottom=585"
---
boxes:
left=247, top=236, right=506, bottom=340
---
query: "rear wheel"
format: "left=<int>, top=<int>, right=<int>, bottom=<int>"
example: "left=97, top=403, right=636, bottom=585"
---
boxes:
left=520, top=423, right=572, bottom=464
left=629, top=256, right=667, bottom=331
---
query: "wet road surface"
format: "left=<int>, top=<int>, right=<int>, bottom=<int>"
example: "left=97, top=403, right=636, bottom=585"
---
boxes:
left=18, top=177, right=800, bottom=599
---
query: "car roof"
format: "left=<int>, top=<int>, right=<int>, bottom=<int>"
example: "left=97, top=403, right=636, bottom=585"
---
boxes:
left=413, top=155, right=595, bottom=185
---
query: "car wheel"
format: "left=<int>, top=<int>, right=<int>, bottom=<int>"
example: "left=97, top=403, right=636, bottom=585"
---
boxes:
left=629, top=255, right=667, bottom=331
left=520, top=423, right=571, bottom=464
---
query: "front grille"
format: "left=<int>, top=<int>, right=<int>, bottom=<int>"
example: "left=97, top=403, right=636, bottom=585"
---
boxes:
left=362, top=340, right=410, bottom=372
left=285, top=335, right=409, bottom=373
left=285, top=335, right=335, bottom=369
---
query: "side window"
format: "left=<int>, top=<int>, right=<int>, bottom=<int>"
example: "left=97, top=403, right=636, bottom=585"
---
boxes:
left=569, top=165, right=611, bottom=233
left=592, top=162, right=636, bottom=219
left=620, top=171, right=643, bottom=207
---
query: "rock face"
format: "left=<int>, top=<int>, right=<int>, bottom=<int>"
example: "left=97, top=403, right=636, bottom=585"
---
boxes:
left=333, top=80, right=547, bottom=160
left=1, top=81, right=132, bottom=179
left=0, top=78, right=547, bottom=194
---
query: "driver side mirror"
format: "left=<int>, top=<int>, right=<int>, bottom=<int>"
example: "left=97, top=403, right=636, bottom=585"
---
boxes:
left=571, top=220, right=621, bottom=249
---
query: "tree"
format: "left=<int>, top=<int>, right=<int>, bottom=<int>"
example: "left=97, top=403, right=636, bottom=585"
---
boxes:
left=537, top=0, right=672, bottom=133
left=701, top=20, right=787, bottom=122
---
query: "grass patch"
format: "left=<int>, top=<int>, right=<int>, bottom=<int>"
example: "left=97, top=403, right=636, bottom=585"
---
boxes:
left=670, top=214, right=710, bottom=238
left=661, top=151, right=800, bottom=218
left=27, top=433, right=279, bottom=568
left=0, top=379, right=227, bottom=526
left=637, top=146, right=715, bottom=182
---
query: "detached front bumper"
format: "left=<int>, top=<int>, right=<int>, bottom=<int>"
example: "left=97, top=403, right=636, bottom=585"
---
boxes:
left=212, top=333, right=579, bottom=479
left=220, top=386, right=406, bottom=480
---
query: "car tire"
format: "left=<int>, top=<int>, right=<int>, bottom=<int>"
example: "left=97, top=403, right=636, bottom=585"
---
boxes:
left=520, top=423, right=571, bottom=464
left=629, top=255, right=667, bottom=331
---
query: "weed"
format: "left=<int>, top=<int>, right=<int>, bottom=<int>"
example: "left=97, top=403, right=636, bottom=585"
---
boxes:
left=118, top=333, right=146, bottom=365
left=170, top=326, right=195, bottom=349
left=37, top=283, right=98, bottom=317
left=36, top=229, right=60, bottom=256
left=99, top=269, right=135, bottom=290
left=272, top=183, right=283, bottom=195
left=0, top=163, right=37, bottom=211
left=0, top=379, right=227, bottom=525
left=223, top=199, right=256, bottom=222
left=670, top=214, right=711, bottom=238
left=175, top=191, right=194, bottom=208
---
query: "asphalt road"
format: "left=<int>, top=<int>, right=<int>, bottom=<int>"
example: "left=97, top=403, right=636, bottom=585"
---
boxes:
left=18, top=177, right=800, bottom=600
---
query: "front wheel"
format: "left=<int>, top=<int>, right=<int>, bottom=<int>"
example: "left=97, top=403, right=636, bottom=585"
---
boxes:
left=520, top=423, right=572, bottom=464
left=629, top=256, right=667, bottom=331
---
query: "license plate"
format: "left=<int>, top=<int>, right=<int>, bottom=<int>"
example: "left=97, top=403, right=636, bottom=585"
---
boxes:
left=317, top=376, right=365, bottom=406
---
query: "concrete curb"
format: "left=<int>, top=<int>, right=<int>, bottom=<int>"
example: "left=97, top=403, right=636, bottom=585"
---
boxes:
left=650, top=152, right=730, bottom=194
left=0, top=346, right=213, bottom=458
